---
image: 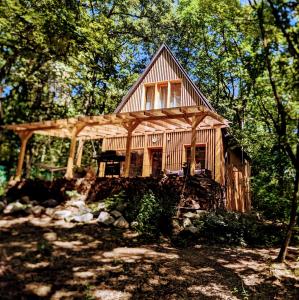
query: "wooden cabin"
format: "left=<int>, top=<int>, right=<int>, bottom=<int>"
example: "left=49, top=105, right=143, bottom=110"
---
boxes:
left=4, top=44, right=251, bottom=212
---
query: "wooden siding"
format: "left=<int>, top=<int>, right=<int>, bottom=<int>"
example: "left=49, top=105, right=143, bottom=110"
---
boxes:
left=225, top=150, right=251, bottom=212
left=105, top=129, right=216, bottom=178
left=120, top=48, right=206, bottom=113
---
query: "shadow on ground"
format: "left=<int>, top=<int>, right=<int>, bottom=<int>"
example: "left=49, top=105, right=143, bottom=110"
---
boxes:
left=0, top=215, right=298, bottom=300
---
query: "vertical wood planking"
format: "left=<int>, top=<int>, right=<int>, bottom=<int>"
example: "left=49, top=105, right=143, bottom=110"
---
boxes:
left=120, top=48, right=207, bottom=113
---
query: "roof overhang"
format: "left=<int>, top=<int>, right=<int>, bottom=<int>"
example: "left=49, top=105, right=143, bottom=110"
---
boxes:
left=3, top=106, right=229, bottom=140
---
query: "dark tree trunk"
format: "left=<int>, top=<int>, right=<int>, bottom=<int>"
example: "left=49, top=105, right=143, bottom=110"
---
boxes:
left=276, top=167, right=299, bottom=262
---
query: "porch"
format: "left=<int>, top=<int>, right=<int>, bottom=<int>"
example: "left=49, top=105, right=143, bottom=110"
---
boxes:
left=4, top=106, right=228, bottom=182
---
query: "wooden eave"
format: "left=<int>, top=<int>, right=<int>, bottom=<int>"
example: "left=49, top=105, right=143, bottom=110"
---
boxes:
left=3, top=105, right=229, bottom=140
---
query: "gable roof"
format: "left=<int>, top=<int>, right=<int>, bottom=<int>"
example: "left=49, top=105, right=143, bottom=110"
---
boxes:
left=114, top=44, right=215, bottom=113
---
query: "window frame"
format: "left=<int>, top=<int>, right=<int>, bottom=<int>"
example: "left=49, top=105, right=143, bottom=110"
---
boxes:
left=143, top=79, right=182, bottom=110
left=183, top=143, right=207, bottom=169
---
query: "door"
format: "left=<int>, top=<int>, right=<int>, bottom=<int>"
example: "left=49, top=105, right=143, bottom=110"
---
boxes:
left=150, top=149, right=162, bottom=177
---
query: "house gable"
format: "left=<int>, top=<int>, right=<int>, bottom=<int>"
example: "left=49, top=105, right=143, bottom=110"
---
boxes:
left=115, top=44, right=215, bottom=113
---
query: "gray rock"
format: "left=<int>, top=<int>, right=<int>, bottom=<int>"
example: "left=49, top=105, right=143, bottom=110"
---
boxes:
left=20, top=196, right=31, bottom=204
left=31, top=205, right=44, bottom=217
left=44, top=208, right=54, bottom=216
left=186, top=225, right=199, bottom=234
left=53, top=210, right=72, bottom=220
left=72, top=213, right=93, bottom=223
left=42, top=199, right=58, bottom=208
left=196, top=210, right=207, bottom=216
left=113, top=216, right=129, bottom=229
left=97, top=211, right=115, bottom=225
left=183, top=218, right=192, bottom=228
left=183, top=212, right=199, bottom=219
left=130, top=221, right=138, bottom=228
left=67, top=200, right=86, bottom=209
left=115, top=202, right=127, bottom=212
left=0, top=201, right=5, bottom=212
left=110, top=210, right=122, bottom=218
left=97, top=202, right=107, bottom=211
left=3, top=201, right=26, bottom=214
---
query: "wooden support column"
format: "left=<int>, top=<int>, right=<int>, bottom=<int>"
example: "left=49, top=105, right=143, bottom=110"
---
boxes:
left=161, top=132, right=167, bottom=173
left=215, top=127, right=225, bottom=185
left=75, top=139, right=84, bottom=167
left=190, top=114, right=207, bottom=176
left=65, top=123, right=86, bottom=179
left=15, top=131, right=33, bottom=181
left=142, top=134, right=150, bottom=177
left=123, top=120, right=140, bottom=177
left=99, top=138, right=106, bottom=177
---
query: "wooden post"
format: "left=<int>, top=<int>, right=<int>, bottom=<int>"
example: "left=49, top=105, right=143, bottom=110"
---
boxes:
left=161, top=132, right=167, bottom=173
left=142, top=134, right=150, bottom=177
left=167, top=81, right=171, bottom=108
left=65, top=123, right=85, bottom=179
left=123, top=121, right=140, bottom=177
left=215, top=127, right=225, bottom=185
left=99, top=138, right=106, bottom=177
left=190, top=115, right=206, bottom=176
left=15, top=131, right=33, bottom=181
left=75, top=139, right=84, bottom=167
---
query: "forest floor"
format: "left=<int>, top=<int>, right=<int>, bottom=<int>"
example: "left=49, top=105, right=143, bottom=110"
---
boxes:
left=0, top=214, right=298, bottom=300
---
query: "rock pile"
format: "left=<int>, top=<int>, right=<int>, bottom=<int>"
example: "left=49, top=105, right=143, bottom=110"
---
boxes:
left=0, top=192, right=130, bottom=229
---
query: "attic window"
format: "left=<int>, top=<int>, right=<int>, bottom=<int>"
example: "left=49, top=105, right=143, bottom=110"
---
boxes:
left=145, top=85, right=155, bottom=110
left=157, top=84, right=167, bottom=109
left=170, top=82, right=181, bottom=107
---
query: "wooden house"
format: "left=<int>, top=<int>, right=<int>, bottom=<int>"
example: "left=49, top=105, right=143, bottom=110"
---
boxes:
left=4, top=44, right=251, bottom=212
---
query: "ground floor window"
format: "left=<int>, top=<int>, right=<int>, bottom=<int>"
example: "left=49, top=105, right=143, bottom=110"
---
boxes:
left=117, top=150, right=144, bottom=177
left=185, top=145, right=206, bottom=169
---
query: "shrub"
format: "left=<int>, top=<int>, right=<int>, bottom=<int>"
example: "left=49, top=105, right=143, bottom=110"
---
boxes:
left=104, top=190, right=126, bottom=211
left=135, top=190, right=162, bottom=238
left=194, top=210, right=285, bottom=246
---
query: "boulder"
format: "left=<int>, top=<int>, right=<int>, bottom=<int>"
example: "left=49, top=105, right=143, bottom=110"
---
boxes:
left=53, top=210, right=72, bottom=220
left=183, top=212, right=199, bottom=219
left=186, top=225, right=199, bottom=234
left=31, top=205, right=44, bottom=217
left=44, top=208, right=55, bottom=216
left=115, top=202, right=127, bottom=212
left=110, top=210, right=122, bottom=218
left=183, top=218, right=192, bottom=228
left=97, top=211, right=115, bottom=225
left=3, top=201, right=27, bottom=214
left=113, top=216, right=129, bottom=229
left=0, top=201, right=5, bottom=212
left=20, top=196, right=31, bottom=204
left=196, top=210, right=207, bottom=217
left=67, top=200, right=86, bottom=209
left=97, top=202, right=107, bottom=211
left=130, top=221, right=138, bottom=228
left=42, top=199, right=58, bottom=208
left=72, top=213, right=93, bottom=223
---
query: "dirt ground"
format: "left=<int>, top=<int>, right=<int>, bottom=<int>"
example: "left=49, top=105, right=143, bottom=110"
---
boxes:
left=0, top=215, right=298, bottom=300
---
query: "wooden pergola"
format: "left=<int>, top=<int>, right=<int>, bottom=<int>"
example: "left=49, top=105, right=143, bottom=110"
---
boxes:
left=4, top=106, right=229, bottom=180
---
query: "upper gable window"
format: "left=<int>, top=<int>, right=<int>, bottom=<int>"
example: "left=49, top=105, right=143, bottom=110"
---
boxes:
left=145, top=85, right=155, bottom=110
left=157, top=84, right=167, bottom=109
left=170, top=82, right=181, bottom=107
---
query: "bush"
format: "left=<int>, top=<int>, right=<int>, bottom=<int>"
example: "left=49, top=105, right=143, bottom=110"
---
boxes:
left=135, top=190, right=162, bottom=238
left=194, top=210, right=285, bottom=246
left=104, top=190, right=126, bottom=211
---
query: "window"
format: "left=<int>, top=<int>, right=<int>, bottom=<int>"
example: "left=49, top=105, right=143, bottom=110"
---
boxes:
left=157, top=84, right=167, bottom=109
left=145, top=85, right=155, bottom=110
left=170, top=82, right=181, bottom=107
left=185, top=145, right=206, bottom=169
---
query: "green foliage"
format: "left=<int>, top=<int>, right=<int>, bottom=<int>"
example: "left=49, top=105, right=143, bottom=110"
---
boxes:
left=135, top=190, right=162, bottom=238
left=104, top=190, right=126, bottom=211
left=194, top=210, right=285, bottom=246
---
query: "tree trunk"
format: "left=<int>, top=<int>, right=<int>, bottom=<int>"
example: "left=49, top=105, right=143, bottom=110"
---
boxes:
left=276, top=167, right=299, bottom=262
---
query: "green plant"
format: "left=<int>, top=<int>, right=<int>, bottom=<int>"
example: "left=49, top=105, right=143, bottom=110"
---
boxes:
left=135, top=190, right=162, bottom=237
left=104, top=190, right=126, bottom=211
